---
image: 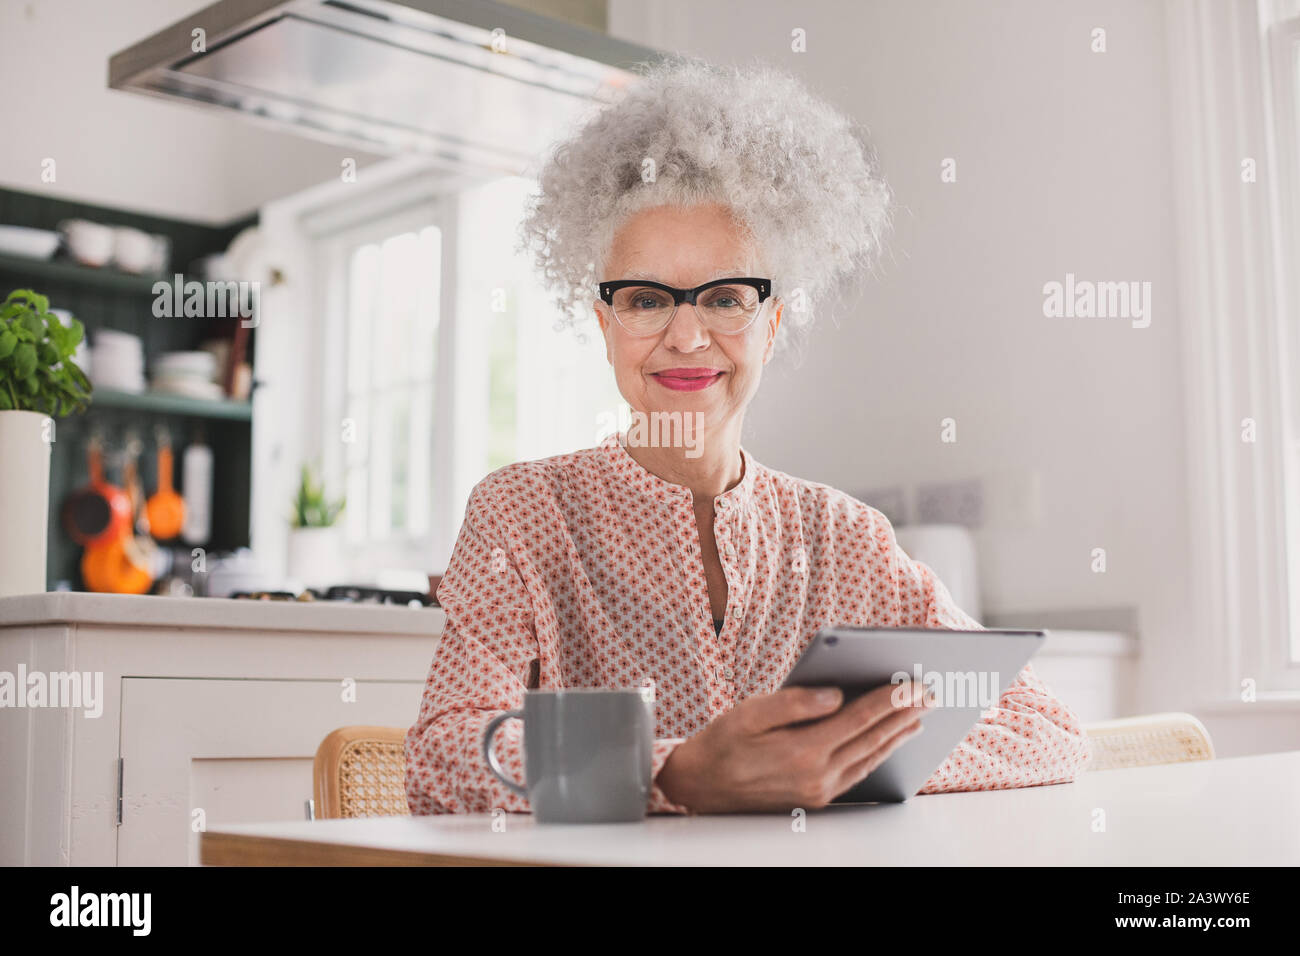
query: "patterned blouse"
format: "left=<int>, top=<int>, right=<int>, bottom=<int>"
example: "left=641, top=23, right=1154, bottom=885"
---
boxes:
left=405, top=433, right=1092, bottom=814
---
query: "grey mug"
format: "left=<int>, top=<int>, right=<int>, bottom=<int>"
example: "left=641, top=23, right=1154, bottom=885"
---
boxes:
left=482, top=688, right=654, bottom=823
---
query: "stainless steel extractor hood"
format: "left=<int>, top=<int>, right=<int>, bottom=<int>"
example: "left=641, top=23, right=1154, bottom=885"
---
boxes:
left=109, top=0, right=665, bottom=174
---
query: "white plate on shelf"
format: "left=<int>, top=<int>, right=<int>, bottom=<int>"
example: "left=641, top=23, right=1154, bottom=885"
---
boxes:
left=150, top=378, right=225, bottom=401
left=0, top=225, right=60, bottom=260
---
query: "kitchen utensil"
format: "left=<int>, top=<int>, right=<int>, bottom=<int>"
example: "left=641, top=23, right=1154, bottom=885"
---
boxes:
left=81, top=536, right=154, bottom=595
left=122, top=436, right=160, bottom=588
left=145, top=429, right=185, bottom=541
left=61, top=438, right=132, bottom=546
left=80, top=438, right=155, bottom=594
left=181, top=431, right=213, bottom=545
left=0, top=225, right=60, bottom=260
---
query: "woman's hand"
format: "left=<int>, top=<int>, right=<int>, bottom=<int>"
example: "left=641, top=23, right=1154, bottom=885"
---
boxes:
left=655, top=682, right=931, bottom=813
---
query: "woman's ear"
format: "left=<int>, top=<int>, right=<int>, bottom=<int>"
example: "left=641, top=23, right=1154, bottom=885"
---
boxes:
left=762, top=298, right=783, bottom=364
left=594, top=302, right=613, bottom=365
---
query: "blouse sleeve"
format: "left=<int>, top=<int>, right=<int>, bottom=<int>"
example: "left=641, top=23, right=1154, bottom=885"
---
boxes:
left=879, top=514, right=1093, bottom=793
left=404, top=481, right=691, bottom=815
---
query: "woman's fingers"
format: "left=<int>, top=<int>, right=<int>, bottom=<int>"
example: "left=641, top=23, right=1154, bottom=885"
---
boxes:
left=733, top=684, right=845, bottom=735
left=831, top=715, right=926, bottom=798
left=804, top=680, right=928, bottom=752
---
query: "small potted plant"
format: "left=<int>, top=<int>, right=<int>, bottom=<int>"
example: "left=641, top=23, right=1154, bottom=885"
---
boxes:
left=286, top=463, right=346, bottom=590
left=0, top=289, right=91, bottom=597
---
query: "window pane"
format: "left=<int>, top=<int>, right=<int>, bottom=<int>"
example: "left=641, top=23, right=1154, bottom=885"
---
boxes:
left=369, top=379, right=395, bottom=539
left=376, top=232, right=418, bottom=387
left=407, top=381, right=432, bottom=536
left=347, top=244, right=378, bottom=397
left=339, top=213, right=439, bottom=555
left=488, top=309, right=517, bottom=472
left=414, top=226, right=442, bottom=381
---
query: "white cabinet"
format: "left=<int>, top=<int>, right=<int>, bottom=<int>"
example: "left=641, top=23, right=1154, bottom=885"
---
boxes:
left=0, top=593, right=442, bottom=866
left=1028, top=629, right=1138, bottom=723
left=119, top=678, right=423, bottom=866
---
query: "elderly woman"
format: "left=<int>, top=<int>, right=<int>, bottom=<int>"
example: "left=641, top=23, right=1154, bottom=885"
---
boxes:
left=405, top=55, right=1090, bottom=815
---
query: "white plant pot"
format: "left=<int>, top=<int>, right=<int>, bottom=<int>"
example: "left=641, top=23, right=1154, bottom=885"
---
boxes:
left=285, top=526, right=345, bottom=590
left=0, top=410, right=53, bottom=598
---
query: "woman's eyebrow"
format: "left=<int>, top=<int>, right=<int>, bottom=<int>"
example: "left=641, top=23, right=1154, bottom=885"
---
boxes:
left=624, top=269, right=747, bottom=283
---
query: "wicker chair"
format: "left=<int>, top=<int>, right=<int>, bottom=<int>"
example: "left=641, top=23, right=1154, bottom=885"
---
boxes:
left=313, top=725, right=411, bottom=819
left=1083, top=712, right=1215, bottom=771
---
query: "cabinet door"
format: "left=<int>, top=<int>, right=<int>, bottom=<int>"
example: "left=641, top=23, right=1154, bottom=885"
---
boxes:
left=118, top=678, right=423, bottom=866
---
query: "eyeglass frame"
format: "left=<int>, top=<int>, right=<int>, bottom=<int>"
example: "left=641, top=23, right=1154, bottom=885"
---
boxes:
left=597, top=277, right=773, bottom=336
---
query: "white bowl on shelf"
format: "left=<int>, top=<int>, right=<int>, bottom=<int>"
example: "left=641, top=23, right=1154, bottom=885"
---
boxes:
left=153, top=350, right=218, bottom=380
left=112, top=226, right=155, bottom=274
left=58, top=219, right=114, bottom=268
left=0, top=225, right=60, bottom=260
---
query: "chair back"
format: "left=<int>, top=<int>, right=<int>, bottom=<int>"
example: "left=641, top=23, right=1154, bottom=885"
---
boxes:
left=314, top=725, right=411, bottom=818
left=1084, top=711, right=1215, bottom=771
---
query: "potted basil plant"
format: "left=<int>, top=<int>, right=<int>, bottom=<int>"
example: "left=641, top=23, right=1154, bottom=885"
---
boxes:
left=0, top=289, right=92, bottom=597
left=286, top=463, right=346, bottom=590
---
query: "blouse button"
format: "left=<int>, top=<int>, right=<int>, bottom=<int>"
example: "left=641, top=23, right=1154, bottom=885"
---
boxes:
left=731, top=605, right=743, bottom=618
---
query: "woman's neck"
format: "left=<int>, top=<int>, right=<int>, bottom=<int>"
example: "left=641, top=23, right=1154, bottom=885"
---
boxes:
left=623, top=421, right=744, bottom=501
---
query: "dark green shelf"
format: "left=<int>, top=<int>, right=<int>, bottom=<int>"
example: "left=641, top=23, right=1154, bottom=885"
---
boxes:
left=0, top=251, right=187, bottom=294
left=89, top=388, right=252, bottom=421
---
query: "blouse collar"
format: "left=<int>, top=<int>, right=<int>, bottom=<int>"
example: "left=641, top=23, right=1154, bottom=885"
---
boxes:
left=600, top=431, right=758, bottom=510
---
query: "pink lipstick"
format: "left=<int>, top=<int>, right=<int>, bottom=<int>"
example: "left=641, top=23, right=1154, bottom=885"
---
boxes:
left=651, top=367, right=724, bottom=392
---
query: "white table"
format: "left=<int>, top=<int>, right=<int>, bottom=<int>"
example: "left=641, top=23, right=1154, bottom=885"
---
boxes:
left=201, top=750, right=1300, bottom=866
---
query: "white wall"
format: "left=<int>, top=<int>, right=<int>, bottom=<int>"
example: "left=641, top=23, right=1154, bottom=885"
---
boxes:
left=608, top=1, right=1200, bottom=710
left=0, top=0, right=383, bottom=223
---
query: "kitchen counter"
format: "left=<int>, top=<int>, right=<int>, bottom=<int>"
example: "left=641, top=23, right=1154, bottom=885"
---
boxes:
left=0, top=590, right=445, bottom=635
left=0, top=590, right=445, bottom=866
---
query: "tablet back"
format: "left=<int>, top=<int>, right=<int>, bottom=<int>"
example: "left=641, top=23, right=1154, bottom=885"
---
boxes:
left=781, top=627, right=1046, bottom=803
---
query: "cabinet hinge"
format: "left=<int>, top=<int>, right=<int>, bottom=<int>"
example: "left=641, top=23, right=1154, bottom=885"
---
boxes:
left=115, top=757, right=123, bottom=827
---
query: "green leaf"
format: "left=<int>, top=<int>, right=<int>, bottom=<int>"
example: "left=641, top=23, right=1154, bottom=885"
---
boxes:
left=18, top=313, right=42, bottom=339
left=65, top=317, right=83, bottom=351
left=0, top=389, right=10, bottom=410
left=0, top=330, right=15, bottom=359
left=67, top=361, right=91, bottom=393
left=13, top=342, right=37, bottom=379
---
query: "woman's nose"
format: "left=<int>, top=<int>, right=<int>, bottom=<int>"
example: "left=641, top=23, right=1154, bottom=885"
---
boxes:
left=661, top=302, right=712, bottom=350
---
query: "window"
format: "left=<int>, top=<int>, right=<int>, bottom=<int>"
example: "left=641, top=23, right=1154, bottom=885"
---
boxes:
left=1167, top=0, right=1300, bottom=697
left=340, top=224, right=441, bottom=547
left=315, top=174, right=625, bottom=577
left=1267, top=10, right=1300, bottom=663
left=446, top=176, right=627, bottom=567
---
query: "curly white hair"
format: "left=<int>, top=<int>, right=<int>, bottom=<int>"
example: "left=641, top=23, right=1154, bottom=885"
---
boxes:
left=516, top=53, right=893, bottom=343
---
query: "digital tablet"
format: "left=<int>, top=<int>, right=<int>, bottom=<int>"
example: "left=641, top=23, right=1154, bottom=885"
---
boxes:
left=780, top=626, right=1047, bottom=803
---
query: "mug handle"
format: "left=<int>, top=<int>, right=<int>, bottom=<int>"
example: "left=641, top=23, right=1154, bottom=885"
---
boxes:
left=482, top=709, right=528, bottom=798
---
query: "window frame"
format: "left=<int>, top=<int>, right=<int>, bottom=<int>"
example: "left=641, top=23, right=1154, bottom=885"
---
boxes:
left=1167, top=0, right=1300, bottom=702
left=307, top=182, right=465, bottom=575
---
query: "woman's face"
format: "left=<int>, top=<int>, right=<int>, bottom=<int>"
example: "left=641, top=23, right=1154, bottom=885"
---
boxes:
left=594, top=202, right=783, bottom=441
